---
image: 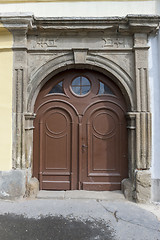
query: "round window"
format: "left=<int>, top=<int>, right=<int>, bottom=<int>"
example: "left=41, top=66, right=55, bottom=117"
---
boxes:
left=71, top=76, right=91, bottom=96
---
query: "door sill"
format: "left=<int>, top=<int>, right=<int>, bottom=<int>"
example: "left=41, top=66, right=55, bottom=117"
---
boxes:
left=36, top=190, right=125, bottom=201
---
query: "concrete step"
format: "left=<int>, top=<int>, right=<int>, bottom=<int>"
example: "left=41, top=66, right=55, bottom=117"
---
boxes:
left=37, top=190, right=125, bottom=201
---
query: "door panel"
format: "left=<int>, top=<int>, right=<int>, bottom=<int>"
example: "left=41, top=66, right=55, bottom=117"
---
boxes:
left=40, top=108, right=72, bottom=190
left=89, top=109, right=118, bottom=173
left=45, top=134, right=68, bottom=169
left=34, top=100, right=78, bottom=190
left=43, top=110, right=70, bottom=171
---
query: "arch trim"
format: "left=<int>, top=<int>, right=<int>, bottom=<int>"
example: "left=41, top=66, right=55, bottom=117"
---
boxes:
left=27, top=52, right=134, bottom=112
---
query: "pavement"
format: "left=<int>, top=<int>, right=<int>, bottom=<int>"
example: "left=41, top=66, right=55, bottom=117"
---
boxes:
left=0, top=190, right=160, bottom=240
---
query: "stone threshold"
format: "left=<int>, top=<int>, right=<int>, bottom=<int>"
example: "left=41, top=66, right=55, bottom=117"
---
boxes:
left=37, top=190, right=125, bottom=201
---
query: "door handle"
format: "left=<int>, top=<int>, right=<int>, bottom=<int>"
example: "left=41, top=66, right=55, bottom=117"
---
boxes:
left=82, top=144, right=88, bottom=148
left=82, top=144, right=88, bottom=151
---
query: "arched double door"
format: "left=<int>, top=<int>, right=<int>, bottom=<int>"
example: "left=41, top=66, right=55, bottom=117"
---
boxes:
left=33, top=69, right=128, bottom=190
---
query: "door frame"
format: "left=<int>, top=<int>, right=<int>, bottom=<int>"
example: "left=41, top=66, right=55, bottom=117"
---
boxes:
left=25, top=55, right=151, bottom=201
left=25, top=56, right=151, bottom=201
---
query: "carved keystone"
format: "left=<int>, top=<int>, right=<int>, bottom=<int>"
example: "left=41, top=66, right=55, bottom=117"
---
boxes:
left=73, top=49, right=88, bottom=64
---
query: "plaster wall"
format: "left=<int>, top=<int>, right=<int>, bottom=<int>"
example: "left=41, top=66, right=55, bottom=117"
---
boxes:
left=149, top=32, right=160, bottom=201
left=149, top=34, right=160, bottom=180
left=0, top=0, right=157, bottom=17
left=156, top=0, right=160, bottom=14
left=0, top=23, right=13, bottom=171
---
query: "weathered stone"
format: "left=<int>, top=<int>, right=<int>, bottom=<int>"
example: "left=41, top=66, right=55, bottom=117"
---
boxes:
left=0, top=170, right=26, bottom=200
left=136, top=170, right=151, bottom=203
left=73, top=49, right=88, bottom=64
left=26, top=177, right=39, bottom=198
left=135, top=113, right=151, bottom=169
left=121, top=178, right=134, bottom=201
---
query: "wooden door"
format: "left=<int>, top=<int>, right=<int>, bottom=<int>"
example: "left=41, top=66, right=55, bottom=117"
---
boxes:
left=33, top=69, right=128, bottom=190
left=80, top=101, right=127, bottom=190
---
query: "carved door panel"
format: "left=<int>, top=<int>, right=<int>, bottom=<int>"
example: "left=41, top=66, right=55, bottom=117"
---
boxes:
left=80, top=102, right=128, bottom=190
left=33, top=69, right=128, bottom=191
left=39, top=108, right=72, bottom=190
left=34, top=100, right=78, bottom=190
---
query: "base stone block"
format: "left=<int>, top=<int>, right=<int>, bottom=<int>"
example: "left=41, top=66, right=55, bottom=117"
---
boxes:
left=0, top=170, right=26, bottom=200
left=121, top=178, right=134, bottom=201
left=135, top=170, right=151, bottom=203
left=26, top=177, right=39, bottom=198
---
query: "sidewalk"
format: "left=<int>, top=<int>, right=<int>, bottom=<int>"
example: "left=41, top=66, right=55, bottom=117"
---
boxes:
left=37, top=190, right=160, bottom=221
left=0, top=191, right=159, bottom=240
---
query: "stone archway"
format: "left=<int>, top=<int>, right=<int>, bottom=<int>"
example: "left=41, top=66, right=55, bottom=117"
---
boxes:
left=25, top=48, right=149, bottom=202
left=27, top=53, right=134, bottom=113
left=26, top=47, right=150, bottom=202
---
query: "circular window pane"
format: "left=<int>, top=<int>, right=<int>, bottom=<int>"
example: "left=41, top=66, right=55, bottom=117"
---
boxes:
left=71, top=76, right=91, bottom=96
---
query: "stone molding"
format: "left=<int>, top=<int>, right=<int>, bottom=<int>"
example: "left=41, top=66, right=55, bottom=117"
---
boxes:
left=1, top=14, right=159, bottom=201
left=0, top=14, right=159, bottom=33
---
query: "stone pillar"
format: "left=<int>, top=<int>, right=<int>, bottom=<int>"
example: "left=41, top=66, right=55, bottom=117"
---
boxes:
left=127, top=113, right=136, bottom=179
left=0, top=15, right=34, bottom=199
left=134, top=33, right=152, bottom=202
left=25, top=113, right=40, bottom=197
left=7, top=16, right=33, bottom=170
left=122, top=112, right=136, bottom=201
left=13, top=31, right=28, bottom=169
left=135, top=112, right=151, bottom=169
left=24, top=113, right=36, bottom=171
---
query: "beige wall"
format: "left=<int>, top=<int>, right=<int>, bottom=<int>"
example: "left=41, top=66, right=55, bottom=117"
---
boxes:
left=0, top=24, right=13, bottom=171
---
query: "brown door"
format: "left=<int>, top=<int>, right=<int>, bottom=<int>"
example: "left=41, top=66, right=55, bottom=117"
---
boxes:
left=33, top=69, right=128, bottom=190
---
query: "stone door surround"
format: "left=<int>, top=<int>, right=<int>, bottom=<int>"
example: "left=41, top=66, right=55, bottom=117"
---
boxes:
left=1, top=14, right=159, bottom=202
